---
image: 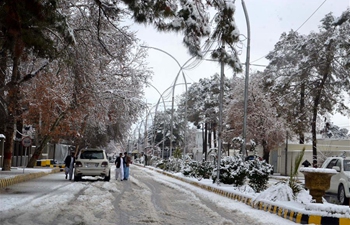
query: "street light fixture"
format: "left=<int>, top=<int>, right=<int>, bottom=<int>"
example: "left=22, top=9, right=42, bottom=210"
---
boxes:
left=150, top=83, right=191, bottom=159
left=140, top=45, right=196, bottom=158
left=215, top=0, right=251, bottom=185
left=241, top=0, right=251, bottom=156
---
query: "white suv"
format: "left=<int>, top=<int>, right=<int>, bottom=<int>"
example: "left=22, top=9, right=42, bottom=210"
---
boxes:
left=74, top=149, right=111, bottom=182
left=321, top=156, right=350, bottom=205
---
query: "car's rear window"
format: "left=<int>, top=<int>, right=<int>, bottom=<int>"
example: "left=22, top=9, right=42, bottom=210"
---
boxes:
left=80, top=151, right=104, bottom=159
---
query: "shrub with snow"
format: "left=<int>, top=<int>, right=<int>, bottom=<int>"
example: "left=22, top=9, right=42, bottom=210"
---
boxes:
left=212, top=156, right=248, bottom=186
left=246, top=158, right=273, bottom=192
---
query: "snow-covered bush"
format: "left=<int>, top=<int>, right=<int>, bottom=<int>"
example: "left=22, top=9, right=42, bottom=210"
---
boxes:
left=254, top=182, right=296, bottom=203
left=212, top=156, right=248, bottom=186
left=162, top=157, right=182, bottom=173
left=253, top=181, right=311, bottom=204
left=149, top=155, right=160, bottom=166
left=183, top=160, right=213, bottom=180
left=246, top=158, right=273, bottom=192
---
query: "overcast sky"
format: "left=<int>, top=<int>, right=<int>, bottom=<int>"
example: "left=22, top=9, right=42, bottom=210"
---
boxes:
left=127, top=0, right=350, bottom=129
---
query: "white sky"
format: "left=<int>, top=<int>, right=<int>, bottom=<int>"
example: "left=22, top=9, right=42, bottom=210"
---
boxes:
left=1, top=166, right=349, bottom=224
left=126, top=0, right=350, bottom=130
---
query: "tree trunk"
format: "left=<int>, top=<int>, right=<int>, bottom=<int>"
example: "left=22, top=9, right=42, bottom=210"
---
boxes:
left=0, top=50, right=7, bottom=146
left=311, top=106, right=318, bottom=168
left=213, top=123, right=217, bottom=148
left=2, top=49, right=21, bottom=170
left=27, top=112, right=65, bottom=167
left=2, top=116, right=15, bottom=171
left=262, top=140, right=270, bottom=163
left=203, top=123, right=207, bottom=161
left=27, top=134, right=51, bottom=168
left=311, top=41, right=333, bottom=168
left=299, top=76, right=306, bottom=144
left=208, top=123, right=212, bottom=149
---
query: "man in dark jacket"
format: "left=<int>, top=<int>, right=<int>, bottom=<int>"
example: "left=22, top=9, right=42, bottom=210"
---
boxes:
left=114, top=153, right=124, bottom=181
left=123, top=152, right=132, bottom=180
left=64, top=152, right=75, bottom=180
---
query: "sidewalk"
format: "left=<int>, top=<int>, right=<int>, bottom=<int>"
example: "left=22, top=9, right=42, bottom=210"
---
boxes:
left=0, top=167, right=61, bottom=188
left=137, top=164, right=350, bottom=225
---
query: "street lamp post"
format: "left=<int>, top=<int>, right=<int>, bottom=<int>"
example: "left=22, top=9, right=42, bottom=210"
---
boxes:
left=141, top=45, right=195, bottom=158
left=145, top=83, right=167, bottom=156
left=151, top=83, right=190, bottom=158
left=241, top=0, right=251, bottom=156
left=216, top=47, right=225, bottom=185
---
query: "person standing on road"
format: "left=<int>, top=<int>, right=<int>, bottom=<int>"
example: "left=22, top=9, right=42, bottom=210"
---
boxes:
left=123, top=152, right=132, bottom=180
left=115, top=153, right=124, bottom=181
left=144, top=153, right=148, bottom=167
left=64, top=152, right=75, bottom=180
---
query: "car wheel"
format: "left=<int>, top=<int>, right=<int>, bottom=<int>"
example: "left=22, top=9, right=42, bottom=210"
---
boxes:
left=104, top=171, right=111, bottom=182
left=338, top=184, right=349, bottom=205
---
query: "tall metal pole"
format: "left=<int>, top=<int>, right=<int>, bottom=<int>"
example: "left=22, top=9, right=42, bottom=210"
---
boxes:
left=285, top=131, right=288, bottom=176
left=216, top=47, right=225, bottom=185
left=146, top=83, right=167, bottom=156
left=170, top=69, right=189, bottom=158
left=152, top=83, right=189, bottom=159
left=241, top=0, right=251, bottom=156
left=141, top=45, right=193, bottom=159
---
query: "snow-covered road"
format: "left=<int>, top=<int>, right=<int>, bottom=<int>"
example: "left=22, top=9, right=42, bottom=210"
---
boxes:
left=0, top=165, right=296, bottom=225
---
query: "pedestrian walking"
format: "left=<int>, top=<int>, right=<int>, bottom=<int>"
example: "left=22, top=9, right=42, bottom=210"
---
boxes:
left=141, top=152, right=148, bottom=167
left=115, top=153, right=124, bottom=181
left=64, top=152, right=75, bottom=180
left=123, top=152, right=132, bottom=180
left=144, top=153, right=148, bottom=167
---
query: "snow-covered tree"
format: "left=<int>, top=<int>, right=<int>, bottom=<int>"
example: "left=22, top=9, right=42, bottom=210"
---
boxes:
left=147, top=108, right=186, bottom=153
left=224, top=73, right=286, bottom=162
left=0, top=0, right=73, bottom=170
left=121, top=0, right=242, bottom=71
left=321, top=122, right=350, bottom=139
left=178, top=73, right=232, bottom=159
left=263, top=10, right=350, bottom=167
left=263, top=31, right=310, bottom=144
left=1, top=0, right=243, bottom=170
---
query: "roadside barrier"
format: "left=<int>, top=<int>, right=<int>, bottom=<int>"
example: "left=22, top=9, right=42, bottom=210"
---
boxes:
left=0, top=168, right=61, bottom=188
left=137, top=164, right=350, bottom=225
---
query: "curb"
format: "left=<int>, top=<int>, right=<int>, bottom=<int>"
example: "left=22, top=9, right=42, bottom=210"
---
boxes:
left=139, top=165, right=350, bottom=225
left=0, top=167, right=61, bottom=188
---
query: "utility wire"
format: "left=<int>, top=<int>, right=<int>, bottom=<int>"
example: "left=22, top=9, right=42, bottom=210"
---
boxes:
left=251, top=0, right=328, bottom=63
left=295, top=0, right=328, bottom=32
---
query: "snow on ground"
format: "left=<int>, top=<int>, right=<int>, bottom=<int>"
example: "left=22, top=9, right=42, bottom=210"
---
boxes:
left=0, top=165, right=349, bottom=225
left=0, top=167, right=54, bottom=179
left=145, top=166, right=350, bottom=218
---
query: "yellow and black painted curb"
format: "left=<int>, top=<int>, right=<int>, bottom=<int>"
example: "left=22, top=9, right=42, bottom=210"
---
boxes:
left=139, top=164, right=350, bottom=225
left=0, top=167, right=61, bottom=189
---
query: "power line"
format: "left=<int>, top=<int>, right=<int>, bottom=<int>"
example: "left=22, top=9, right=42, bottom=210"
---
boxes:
left=251, top=0, right=328, bottom=63
left=295, top=0, right=328, bottom=32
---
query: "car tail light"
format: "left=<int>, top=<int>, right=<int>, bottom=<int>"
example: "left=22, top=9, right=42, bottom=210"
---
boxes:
left=101, top=161, right=108, bottom=167
left=75, top=161, right=82, bottom=167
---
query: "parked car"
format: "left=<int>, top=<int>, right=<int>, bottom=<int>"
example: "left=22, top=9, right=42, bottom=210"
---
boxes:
left=74, top=149, right=111, bottom=182
left=321, top=156, right=350, bottom=205
left=245, top=155, right=262, bottom=161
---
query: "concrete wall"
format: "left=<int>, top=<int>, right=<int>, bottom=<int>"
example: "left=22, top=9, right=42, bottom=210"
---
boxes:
left=275, top=139, right=350, bottom=176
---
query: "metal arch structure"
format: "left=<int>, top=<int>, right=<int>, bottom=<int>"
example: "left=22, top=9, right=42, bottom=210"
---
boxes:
left=149, top=83, right=191, bottom=159
left=141, top=45, right=196, bottom=158
left=145, top=82, right=168, bottom=156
